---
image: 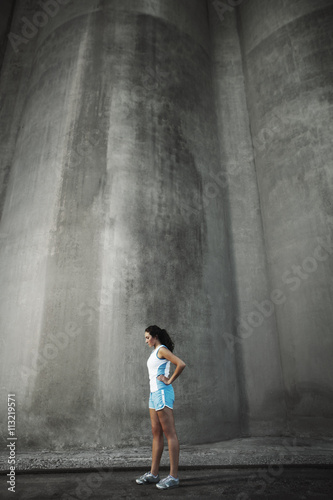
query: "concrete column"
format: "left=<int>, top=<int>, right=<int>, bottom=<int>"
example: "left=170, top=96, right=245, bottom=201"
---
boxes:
left=239, top=0, right=333, bottom=435
left=207, top=1, right=286, bottom=436
left=0, top=0, right=240, bottom=449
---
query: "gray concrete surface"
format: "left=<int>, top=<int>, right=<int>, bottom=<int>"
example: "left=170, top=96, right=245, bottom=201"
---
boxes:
left=238, top=0, right=333, bottom=435
left=0, top=0, right=239, bottom=450
left=1, top=467, right=333, bottom=500
left=0, top=0, right=14, bottom=72
left=207, top=2, right=287, bottom=437
left=1, top=437, right=333, bottom=471
left=1, top=438, right=333, bottom=499
left=0, top=0, right=332, bottom=454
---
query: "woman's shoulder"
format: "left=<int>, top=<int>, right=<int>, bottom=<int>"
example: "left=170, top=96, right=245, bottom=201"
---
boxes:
left=157, top=345, right=169, bottom=358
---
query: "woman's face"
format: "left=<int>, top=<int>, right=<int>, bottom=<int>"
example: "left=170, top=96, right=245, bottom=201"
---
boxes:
left=145, top=331, right=156, bottom=348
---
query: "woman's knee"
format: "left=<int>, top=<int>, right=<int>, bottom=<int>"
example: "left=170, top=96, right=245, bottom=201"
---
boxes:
left=151, top=424, right=163, bottom=438
left=164, top=429, right=178, bottom=441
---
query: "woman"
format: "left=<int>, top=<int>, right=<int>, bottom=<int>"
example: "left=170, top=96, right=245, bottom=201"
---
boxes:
left=136, top=325, right=186, bottom=490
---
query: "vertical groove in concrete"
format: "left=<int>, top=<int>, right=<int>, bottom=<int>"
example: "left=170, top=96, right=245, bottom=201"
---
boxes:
left=207, top=0, right=286, bottom=437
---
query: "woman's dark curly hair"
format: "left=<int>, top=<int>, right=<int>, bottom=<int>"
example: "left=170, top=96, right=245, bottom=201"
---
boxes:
left=145, top=325, right=174, bottom=352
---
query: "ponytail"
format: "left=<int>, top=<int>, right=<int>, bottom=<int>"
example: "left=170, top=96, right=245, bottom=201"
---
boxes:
left=145, top=325, right=175, bottom=352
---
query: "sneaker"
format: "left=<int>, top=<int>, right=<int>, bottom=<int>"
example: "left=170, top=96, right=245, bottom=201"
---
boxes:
left=136, top=471, right=160, bottom=485
left=156, top=475, right=180, bottom=489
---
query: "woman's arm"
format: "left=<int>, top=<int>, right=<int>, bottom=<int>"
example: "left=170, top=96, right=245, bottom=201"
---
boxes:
left=157, top=347, right=186, bottom=385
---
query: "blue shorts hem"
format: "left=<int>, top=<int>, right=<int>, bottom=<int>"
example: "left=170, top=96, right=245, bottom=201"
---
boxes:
left=148, top=386, right=174, bottom=411
left=155, top=404, right=173, bottom=411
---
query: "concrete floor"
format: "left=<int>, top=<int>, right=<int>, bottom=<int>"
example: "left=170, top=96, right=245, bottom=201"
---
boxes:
left=1, top=467, right=333, bottom=499
left=1, top=438, right=333, bottom=499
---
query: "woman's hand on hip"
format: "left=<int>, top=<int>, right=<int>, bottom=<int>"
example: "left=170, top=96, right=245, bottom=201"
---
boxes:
left=157, top=375, right=170, bottom=385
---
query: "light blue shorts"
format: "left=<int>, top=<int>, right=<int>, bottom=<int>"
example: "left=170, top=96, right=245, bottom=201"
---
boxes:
left=149, top=385, right=175, bottom=411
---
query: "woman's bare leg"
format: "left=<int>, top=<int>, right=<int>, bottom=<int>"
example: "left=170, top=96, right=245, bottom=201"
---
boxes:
left=157, top=407, right=179, bottom=478
left=149, top=408, right=164, bottom=476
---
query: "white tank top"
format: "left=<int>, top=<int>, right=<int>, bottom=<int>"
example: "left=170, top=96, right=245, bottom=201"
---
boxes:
left=147, top=344, right=170, bottom=392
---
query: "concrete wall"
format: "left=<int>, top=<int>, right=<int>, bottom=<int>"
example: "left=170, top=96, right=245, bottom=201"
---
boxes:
left=0, top=0, right=15, bottom=71
left=0, top=0, right=240, bottom=449
left=0, top=0, right=17, bottom=216
left=238, top=0, right=333, bottom=435
left=207, top=2, right=286, bottom=436
left=0, top=0, right=332, bottom=451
